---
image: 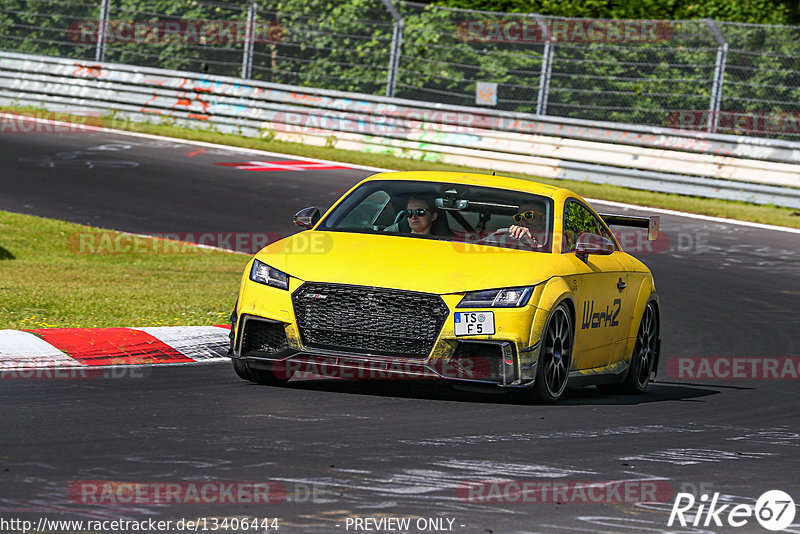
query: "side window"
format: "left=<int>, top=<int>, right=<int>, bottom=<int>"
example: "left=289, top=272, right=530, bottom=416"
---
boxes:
left=337, top=190, right=391, bottom=228
left=562, top=201, right=613, bottom=252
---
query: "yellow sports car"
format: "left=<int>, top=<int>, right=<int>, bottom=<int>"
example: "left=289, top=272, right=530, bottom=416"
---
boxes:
left=228, top=171, right=661, bottom=402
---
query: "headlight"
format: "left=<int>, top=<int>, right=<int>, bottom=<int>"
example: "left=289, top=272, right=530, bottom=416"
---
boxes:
left=250, top=259, right=289, bottom=290
left=457, top=286, right=533, bottom=308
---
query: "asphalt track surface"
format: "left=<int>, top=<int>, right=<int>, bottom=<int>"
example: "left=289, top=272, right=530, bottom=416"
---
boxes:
left=2, top=129, right=800, bottom=533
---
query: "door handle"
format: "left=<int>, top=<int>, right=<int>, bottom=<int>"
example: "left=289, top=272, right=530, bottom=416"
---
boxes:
left=617, top=280, right=626, bottom=290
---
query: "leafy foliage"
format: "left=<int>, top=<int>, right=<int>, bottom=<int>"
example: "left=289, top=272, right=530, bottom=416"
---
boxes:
left=433, top=0, right=795, bottom=25
left=1, top=0, right=798, bottom=138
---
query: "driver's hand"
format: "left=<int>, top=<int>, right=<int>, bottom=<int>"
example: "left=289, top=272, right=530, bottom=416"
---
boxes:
left=509, top=225, right=533, bottom=240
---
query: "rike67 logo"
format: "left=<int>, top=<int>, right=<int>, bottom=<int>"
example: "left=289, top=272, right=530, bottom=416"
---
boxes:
left=669, top=490, right=796, bottom=531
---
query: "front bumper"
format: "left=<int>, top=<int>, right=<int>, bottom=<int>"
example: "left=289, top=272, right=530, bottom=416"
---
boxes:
left=230, top=314, right=538, bottom=388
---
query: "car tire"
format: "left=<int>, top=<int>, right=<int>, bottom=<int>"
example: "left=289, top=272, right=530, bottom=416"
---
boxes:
left=248, top=362, right=293, bottom=386
left=615, top=301, right=658, bottom=394
left=531, top=302, right=573, bottom=403
left=232, top=359, right=292, bottom=386
left=231, top=359, right=254, bottom=381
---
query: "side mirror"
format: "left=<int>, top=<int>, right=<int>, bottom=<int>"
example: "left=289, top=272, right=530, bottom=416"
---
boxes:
left=292, top=206, right=320, bottom=229
left=575, top=232, right=614, bottom=261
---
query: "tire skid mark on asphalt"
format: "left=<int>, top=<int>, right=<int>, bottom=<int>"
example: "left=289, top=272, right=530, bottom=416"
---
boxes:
left=431, top=459, right=594, bottom=479
left=620, top=448, right=775, bottom=465
left=726, top=428, right=800, bottom=446
left=263, top=460, right=597, bottom=516
left=398, top=424, right=708, bottom=447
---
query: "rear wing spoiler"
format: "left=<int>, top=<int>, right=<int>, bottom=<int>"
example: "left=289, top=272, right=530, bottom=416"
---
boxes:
left=598, top=214, right=660, bottom=241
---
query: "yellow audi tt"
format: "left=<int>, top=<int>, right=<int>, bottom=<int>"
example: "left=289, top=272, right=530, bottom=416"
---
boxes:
left=228, top=171, right=661, bottom=402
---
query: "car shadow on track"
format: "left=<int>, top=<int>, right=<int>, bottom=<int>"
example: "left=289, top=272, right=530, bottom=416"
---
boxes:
left=266, top=377, right=720, bottom=406
left=558, top=383, right=720, bottom=405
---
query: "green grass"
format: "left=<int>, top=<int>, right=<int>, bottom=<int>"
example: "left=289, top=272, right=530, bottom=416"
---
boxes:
left=0, top=211, right=244, bottom=329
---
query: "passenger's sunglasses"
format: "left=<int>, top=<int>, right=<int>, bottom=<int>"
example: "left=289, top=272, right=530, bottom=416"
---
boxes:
left=405, top=208, right=430, bottom=218
left=513, top=210, right=541, bottom=223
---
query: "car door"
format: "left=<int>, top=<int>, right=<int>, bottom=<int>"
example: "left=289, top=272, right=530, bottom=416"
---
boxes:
left=562, top=200, right=629, bottom=370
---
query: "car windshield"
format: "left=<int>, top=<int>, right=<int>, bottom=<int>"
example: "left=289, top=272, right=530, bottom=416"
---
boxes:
left=317, top=180, right=554, bottom=252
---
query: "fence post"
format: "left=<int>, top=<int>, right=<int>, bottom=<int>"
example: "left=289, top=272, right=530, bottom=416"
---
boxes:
left=95, top=0, right=110, bottom=62
left=242, top=0, right=257, bottom=79
left=533, top=14, right=553, bottom=116
left=706, top=19, right=728, bottom=133
left=381, top=0, right=403, bottom=98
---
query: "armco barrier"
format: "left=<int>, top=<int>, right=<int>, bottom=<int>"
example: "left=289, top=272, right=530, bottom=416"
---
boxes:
left=2, top=51, right=800, bottom=208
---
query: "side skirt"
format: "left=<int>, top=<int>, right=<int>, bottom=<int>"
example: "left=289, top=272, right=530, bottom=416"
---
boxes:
left=567, top=359, right=629, bottom=387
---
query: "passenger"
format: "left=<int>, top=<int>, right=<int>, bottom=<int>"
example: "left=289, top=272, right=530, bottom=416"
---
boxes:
left=508, top=202, right=547, bottom=243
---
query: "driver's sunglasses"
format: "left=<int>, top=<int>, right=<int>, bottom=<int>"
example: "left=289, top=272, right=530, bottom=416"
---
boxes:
left=405, top=208, right=430, bottom=218
left=513, top=210, right=540, bottom=223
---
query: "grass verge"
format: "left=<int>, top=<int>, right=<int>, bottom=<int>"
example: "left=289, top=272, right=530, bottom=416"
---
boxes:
left=0, top=210, right=244, bottom=329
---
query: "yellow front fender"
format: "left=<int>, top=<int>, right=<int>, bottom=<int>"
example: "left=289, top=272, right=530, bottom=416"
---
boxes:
left=528, top=277, right=573, bottom=349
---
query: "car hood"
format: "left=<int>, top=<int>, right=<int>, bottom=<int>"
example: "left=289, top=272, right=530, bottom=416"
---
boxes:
left=254, top=231, right=572, bottom=294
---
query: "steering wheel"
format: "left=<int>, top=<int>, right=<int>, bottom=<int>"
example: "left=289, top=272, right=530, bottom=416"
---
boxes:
left=476, top=229, right=540, bottom=250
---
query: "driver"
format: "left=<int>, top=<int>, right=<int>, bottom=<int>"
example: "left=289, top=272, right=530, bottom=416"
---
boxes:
left=384, top=194, right=441, bottom=235
left=406, top=195, right=438, bottom=235
left=508, top=202, right=547, bottom=243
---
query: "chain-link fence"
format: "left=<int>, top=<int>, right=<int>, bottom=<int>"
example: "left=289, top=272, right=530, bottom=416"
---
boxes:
left=2, top=0, right=799, bottom=139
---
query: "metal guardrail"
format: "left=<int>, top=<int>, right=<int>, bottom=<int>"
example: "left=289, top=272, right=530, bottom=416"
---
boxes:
left=2, top=51, right=800, bottom=209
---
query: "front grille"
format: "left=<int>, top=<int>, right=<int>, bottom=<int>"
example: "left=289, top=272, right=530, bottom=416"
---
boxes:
left=292, top=283, right=449, bottom=358
left=240, top=318, right=289, bottom=356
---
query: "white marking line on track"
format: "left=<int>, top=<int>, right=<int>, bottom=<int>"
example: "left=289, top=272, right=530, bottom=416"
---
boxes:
left=587, top=198, right=800, bottom=235
left=135, top=326, right=230, bottom=361
left=0, top=329, right=80, bottom=368
left=16, top=115, right=800, bottom=235
left=69, top=118, right=391, bottom=173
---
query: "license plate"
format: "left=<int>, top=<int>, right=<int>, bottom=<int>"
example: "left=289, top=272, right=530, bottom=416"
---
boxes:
left=454, top=311, right=495, bottom=336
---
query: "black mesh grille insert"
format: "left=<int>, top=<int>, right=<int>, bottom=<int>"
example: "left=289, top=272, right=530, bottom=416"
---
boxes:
left=241, top=318, right=289, bottom=355
left=450, top=342, right=504, bottom=382
left=292, top=283, right=449, bottom=358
